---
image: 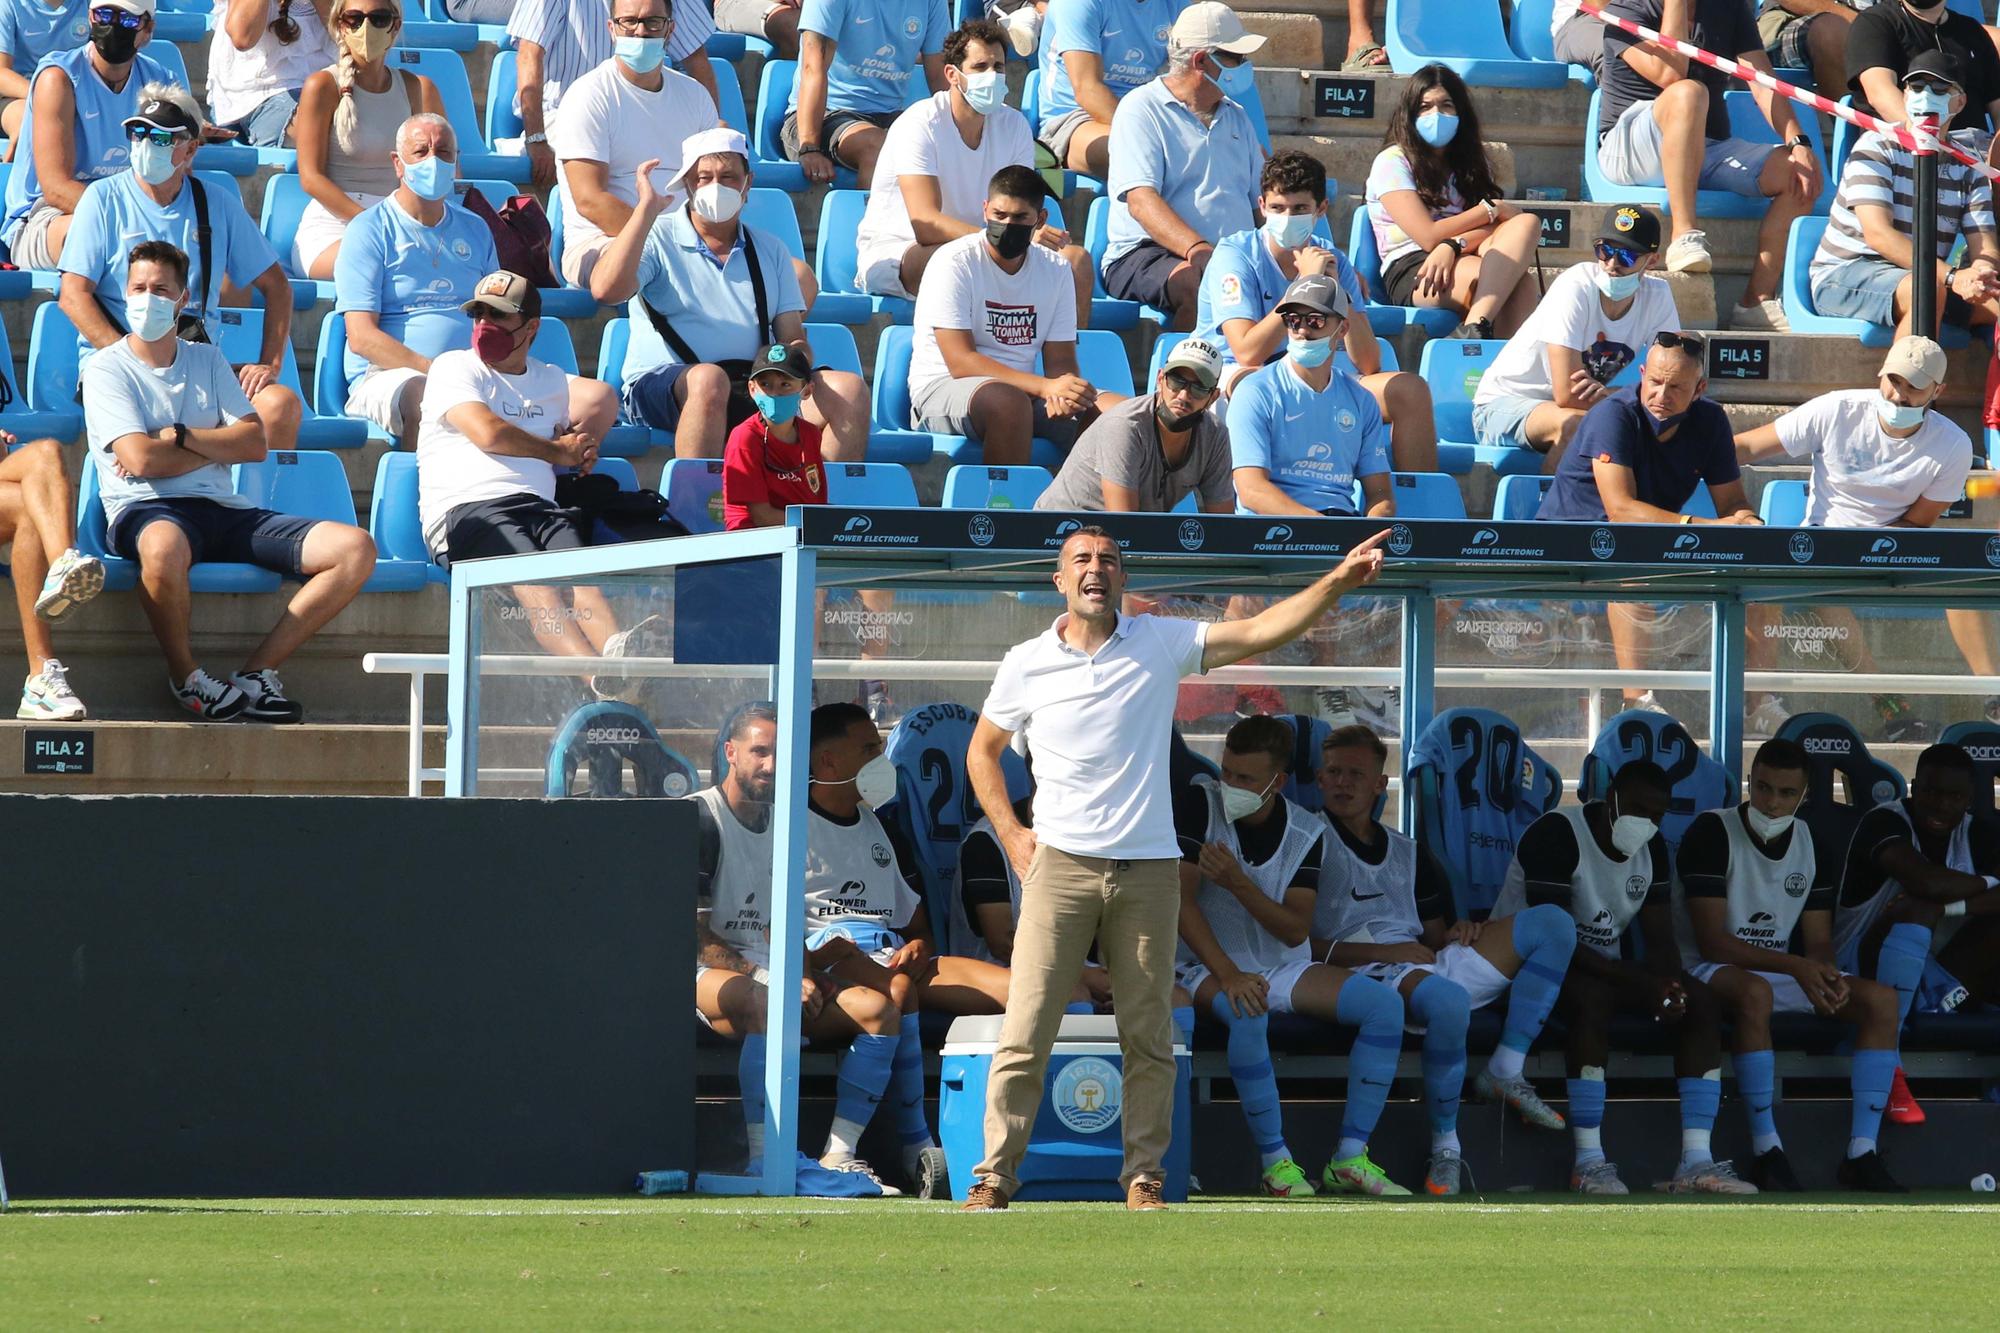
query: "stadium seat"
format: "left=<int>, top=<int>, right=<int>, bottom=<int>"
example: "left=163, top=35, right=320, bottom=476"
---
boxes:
left=705, top=29, right=776, bottom=62
left=152, top=3, right=210, bottom=42
left=940, top=464, right=1054, bottom=509
left=661, top=457, right=726, bottom=533
left=1416, top=337, right=1542, bottom=477
left=1578, top=709, right=1736, bottom=853
left=526, top=189, right=607, bottom=320
left=367, top=452, right=445, bottom=583
left=1938, top=720, right=2000, bottom=811
left=252, top=175, right=336, bottom=305
left=824, top=461, right=919, bottom=506
left=1371, top=470, right=1466, bottom=519
left=75, top=454, right=281, bottom=593
left=1773, top=711, right=1906, bottom=894
left=1020, top=70, right=1088, bottom=198
left=1779, top=215, right=1972, bottom=350
left=1082, top=196, right=1167, bottom=330
left=1146, top=332, right=1400, bottom=384
left=1407, top=706, right=1564, bottom=918
left=740, top=186, right=871, bottom=324
left=594, top=457, right=640, bottom=491
left=1385, top=0, right=1568, bottom=88
left=1760, top=478, right=1808, bottom=526
left=750, top=60, right=823, bottom=192
left=1492, top=472, right=1553, bottom=520
left=204, top=307, right=369, bottom=449
left=815, top=189, right=915, bottom=323
left=868, top=324, right=1068, bottom=470
left=2, top=314, right=81, bottom=443
left=397, top=12, right=485, bottom=53
left=232, top=450, right=429, bottom=591
left=1583, top=87, right=1835, bottom=217
left=1508, top=0, right=1596, bottom=87
left=1347, top=210, right=1463, bottom=339
left=388, top=49, right=528, bottom=183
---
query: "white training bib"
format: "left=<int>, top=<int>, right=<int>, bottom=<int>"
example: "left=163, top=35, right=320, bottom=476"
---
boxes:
left=1834, top=802, right=1971, bottom=955
left=804, top=803, right=921, bottom=932
left=692, top=785, right=773, bottom=967
left=1497, top=806, right=1655, bottom=958
left=1312, top=817, right=1424, bottom=949
left=1179, top=780, right=1323, bottom=975
left=1677, top=805, right=1817, bottom=966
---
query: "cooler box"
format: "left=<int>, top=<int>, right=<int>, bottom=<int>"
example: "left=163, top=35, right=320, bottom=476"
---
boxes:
left=938, top=1014, right=1192, bottom=1202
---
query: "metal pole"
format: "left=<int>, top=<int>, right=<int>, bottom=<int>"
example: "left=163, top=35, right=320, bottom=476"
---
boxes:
left=1913, top=116, right=1940, bottom=339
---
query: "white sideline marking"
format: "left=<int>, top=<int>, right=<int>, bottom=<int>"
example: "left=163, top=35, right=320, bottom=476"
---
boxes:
left=15, top=1201, right=1999, bottom=1219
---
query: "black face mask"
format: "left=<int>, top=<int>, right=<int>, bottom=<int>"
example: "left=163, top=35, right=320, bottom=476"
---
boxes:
left=1155, top=399, right=1206, bottom=433
left=985, top=219, right=1034, bottom=261
left=90, top=19, right=139, bottom=63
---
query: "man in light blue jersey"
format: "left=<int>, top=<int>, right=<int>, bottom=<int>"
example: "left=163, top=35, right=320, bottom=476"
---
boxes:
left=783, top=0, right=949, bottom=189
left=1037, top=0, right=1187, bottom=180
left=0, top=0, right=91, bottom=140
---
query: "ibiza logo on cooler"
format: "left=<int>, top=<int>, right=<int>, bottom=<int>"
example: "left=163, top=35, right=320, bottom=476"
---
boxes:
left=967, top=514, right=996, bottom=546
left=1178, top=518, right=1205, bottom=551
left=1052, top=1056, right=1123, bottom=1134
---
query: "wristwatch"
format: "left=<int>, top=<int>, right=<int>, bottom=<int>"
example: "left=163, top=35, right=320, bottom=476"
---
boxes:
left=1787, top=134, right=1811, bottom=149
left=523, top=131, right=547, bottom=146
left=1441, top=237, right=1465, bottom=255
left=1482, top=198, right=1500, bottom=224
left=798, top=142, right=826, bottom=158
left=172, top=422, right=188, bottom=451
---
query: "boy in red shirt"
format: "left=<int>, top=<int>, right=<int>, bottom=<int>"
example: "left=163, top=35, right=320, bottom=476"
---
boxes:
left=723, top=344, right=825, bottom=530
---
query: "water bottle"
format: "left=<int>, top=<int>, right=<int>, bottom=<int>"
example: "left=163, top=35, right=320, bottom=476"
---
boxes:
left=1972, top=1173, right=1996, bottom=1192
left=636, top=1169, right=690, bottom=1195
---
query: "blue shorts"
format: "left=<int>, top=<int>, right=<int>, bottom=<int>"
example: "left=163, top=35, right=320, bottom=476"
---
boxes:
left=621, top=363, right=693, bottom=431
left=1472, top=394, right=1543, bottom=451
left=1811, top=256, right=1971, bottom=328
left=215, top=89, right=300, bottom=148
left=110, top=498, right=318, bottom=578
left=1597, top=99, right=1775, bottom=197
left=1103, top=240, right=1186, bottom=311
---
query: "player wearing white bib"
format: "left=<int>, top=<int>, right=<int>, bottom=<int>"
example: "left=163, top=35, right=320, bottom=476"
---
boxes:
left=1173, top=715, right=1412, bottom=1198
left=1500, top=761, right=1751, bottom=1196
left=1312, top=725, right=1576, bottom=1197
left=1833, top=743, right=2000, bottom=1129
left=1675, top=738, right=1906, bottom=1194
left=691, top=703, right=908, bottom=1193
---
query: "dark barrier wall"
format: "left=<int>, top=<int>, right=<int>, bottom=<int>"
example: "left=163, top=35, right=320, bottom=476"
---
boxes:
left=0, top=795, right=692, bottom=1196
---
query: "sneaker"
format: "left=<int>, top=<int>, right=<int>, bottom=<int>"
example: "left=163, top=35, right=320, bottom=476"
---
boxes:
left=1260, top=1158, right=1316, bottom=1198
left=1656, top=1158, right=1759, bottom=1194
left=1747, top=1146, right=1803, bottom=1193
left=1452, top=317, right=1495, bottom=340
left=230, top=668, right=303, bottom=724
left=861, top=679, right=898, bottom=726
left=1664, top=230, right=1713, bottom=274
left=18, top=659, right=86, bottom=721
left=1125, top=1177, right=1168, bottom=1211
left=34, top=548, right=104, bottom=623
left=999, top=2, right=1041, bottom=57
left=1728, top=297, right=1790, bottom=333
left=591, top=613, right=667, bottom=701
left=1424, top=1148, right=1463, bottom=1197
left=1887, top=1066, right=1926, bottom=1125
left=1474, top=1069, right=1566, bottom=1130
left=914, top=1145, right=949, bottom=1201
left=961, top=1179, right=1009, bottom=1211
left=1836, top=1149, right=1908, bottom=1193
left=1747, top=694, right=1792, bottom=741
left=820, top=1155, right=902, bottom=1197
left=1629, top=690, right=1671, bottom=716
left=173, top=667, right=248, bottom=721
left=1322, top=1150, right=1412, bottom=1197
left=1878, top=707, right=1932, bottom=745
left=1314, top=686, right=1359, bottom=726
left=1571, top=1159, right=1629, bottom=1195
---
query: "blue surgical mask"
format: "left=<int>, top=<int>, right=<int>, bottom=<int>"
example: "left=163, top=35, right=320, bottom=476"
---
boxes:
left=615, top=34, right=666, bottom=73
left=131, top=138, right=179, bottom=187
left=127, top=291, right=178, bottom=342
left=1645, top=405, right=1688, bottom=435
left=400, top=152, right=455, bottom=201
left=1213, top=57, right=1255, bottom=97
left=1904, top=87, right=1952, bottom=122
left=1287, top=336, right=1334, bottom=368
left=753, top=388, right=801, bottom=425
left=960, top=68, right=1006, bottom=115
left=1416, top=109, right=1460, bottom=148
left=1879, top=396, right=1927, bottom=431
left=1263, top=211, right=1315, bottom=250
left=1594, top=267, right=1641, bottom=301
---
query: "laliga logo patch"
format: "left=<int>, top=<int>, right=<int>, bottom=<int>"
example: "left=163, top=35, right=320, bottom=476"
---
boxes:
left=1789, top=532, right=1814, bottom=564
left=1178, top=518, right=1205, bottom=551
left=1387, top=524, right=1414, bottom=556
left=1219, top=274, right=1242, bottom=304
left=1784, top=872, right=1808, bottom=899
left=967, top=514, right=996, bottom=546
left=1613, top=206, right=1640, bottom=234
left=1264, top=524, right=1293, bottom=543
left=1590, top=528, right=1616, bottom=560
left=1053, top=1056, right=1122, bottom=1134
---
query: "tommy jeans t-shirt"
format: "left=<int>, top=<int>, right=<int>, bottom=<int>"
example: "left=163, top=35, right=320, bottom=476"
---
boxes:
left=909, top=230, right=1078, bottom=401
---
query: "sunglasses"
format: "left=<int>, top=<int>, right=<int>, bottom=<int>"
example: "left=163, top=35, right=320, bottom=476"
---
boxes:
left=89, top=6, right=146, bottom=29
left=126, top=124, right=186, bottom=147
left=1594, top=240, right=1643, bottom=268
left=1905, top=78, right=1956, bottom=96
left=337, top=9, right=398, bottom=29
left=1162, top=370, right=1216, bottom=396
left=271, top=0, right=299, bottom=44
left=1653, top=330, right=1706, bottom=358
left=1280, top=311, right=1330, bottom=332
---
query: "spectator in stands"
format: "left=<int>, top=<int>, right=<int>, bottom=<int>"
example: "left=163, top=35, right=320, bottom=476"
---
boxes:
left=691, top=702, right=913, bottom=1186
left=783, top=0, right=951, bottom=189
left=1036, top=336, right=1232, bottom=512
left=1552, top=0, right=1606, bottom=77
left=1037, top=0, right=1187, bottom=182
left=1226, top=275, right=1392, bottom=519
left=1735, top=335, right=1969, bottom=743
left=1175, top=714, right=1414, bottom=1198
left=1810, top=53, right=2000, bottom=339
left=1596, top=0, right=1821, bottom=332
left=1847, top=0, right=2000, bottom=139
left=1101, top=2, right=1265, bottom=331
left=1366, top=64, right=1540, bottom=340
left=1758, top=1, right=1860, bottom=96
left=709, top=0, right=800, bottom=61
left=550, top=0, right=720, bottom=289
left=592, top=127, right=870, bottom=460
left=510, top=0, right=720, bottom=191
left=1473, top=204, right=1680, bottom=473
left=856, top=18, right=1091, bottom=327
left=908, top=164, right=1114, bottom=465
left=1313, top=724, right=1576, bottom=1197
left=82, top=238, right=376, bottom=723
left=1197, top=149, right=1437, bottom=471
left=721, top=342, right=825, bottom=529
left=59, top=86, right=302, bottom=453
left=291, top=0, right=442, bottom=280
left=1, top=425, right=105, bottom=722
left=0, top=0, right=90, bottom=141
left=1675, top=737, right=1910, bottom=1193
left=1499, top=760, right=1753, bottom=1195
left=0, top=0, right=173, bottom=269
left=209, top=0, right=337, bottom=147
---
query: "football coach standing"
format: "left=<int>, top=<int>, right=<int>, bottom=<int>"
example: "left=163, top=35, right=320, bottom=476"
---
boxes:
left=960, top=523, right=1390, bottom=1211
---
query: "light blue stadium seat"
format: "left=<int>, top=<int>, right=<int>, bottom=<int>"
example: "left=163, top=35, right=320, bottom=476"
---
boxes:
left=593, top=318, right=672, bottom=452
left=0, top=166, right=38, bottom=299
left=706, top=29, right=777, bottom=62
left=1019, top=70, right=1086, bottom=197
left=1082, top=196, right=1166, bottom=330
left=661, top=457, right=725, bottom=533
left=1408, top=706, right=1564, bottom=919
left=75, top=451, right=281, bottom=593
left=941, top=464, right=1054, bottom=510
left=1508, top=0, right=1596, bottom=88
left=1417, top=337, right=1542, bottom=476
left=389, top=48, right=527, bottom=183
left=1778, top=214, right=1971, bottom=350
left=1386, top=0, right=1568, bottom=88
left=2, top=313, right=81, bottom=442
left=232, top=449, right=429, bottom=591
left=1681, top=484, right=1717, bottom=519
left=740, top=187, right=871, bottom=323
left=825, top=460, right=919, bottom=506
left=1371, top=470, right=1465, bottom=519
left=209, top=307, right=369, bottom=449
left=1347, top=209, right=1463, bottom=339
left=368, top=452, right=446, bottom=583
left=750, top=60, right=821, bottom=192
left=1492, top=472, right=1553, bottom=520
left=1760, top=478, right=1808, bottom=526
left=594, top=457, right=640, bottom=490
left=1578, top=710, right=1735, bottom=853
left=1582, top=87, right=1835, bottom=218
left=1146, top=331, right=1400, bottom=387
left=816, top=189, right=915, bottom=323
left=152, top=3, right=210, bottom=42
left=514, top=187, right=608, bottom=321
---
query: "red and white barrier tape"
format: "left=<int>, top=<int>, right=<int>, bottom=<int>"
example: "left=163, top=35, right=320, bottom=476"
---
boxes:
left=1580, top=0, right=2000, bottom=183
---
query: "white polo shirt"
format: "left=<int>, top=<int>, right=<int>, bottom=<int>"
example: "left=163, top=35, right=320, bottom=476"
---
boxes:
left=982, top=611, right=1209, bottom=860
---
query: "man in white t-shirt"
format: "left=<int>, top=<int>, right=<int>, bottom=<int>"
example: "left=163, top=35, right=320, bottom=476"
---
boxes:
left=854, top=17, right=1090, bottom=322
left=549, top=0, right=720, bottom=288
left=908, top=163, right=1121, bottom=465
left=1473, top=206, right=1679, bottom=473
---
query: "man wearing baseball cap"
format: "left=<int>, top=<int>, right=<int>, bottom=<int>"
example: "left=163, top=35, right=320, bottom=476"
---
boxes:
left=1474, top=204, right=1681, bottom=472
left=1037, top=335, right=1236, bottom=514
left=1225, top=274, right=1392, bottom=519
left=1100, top=1, right=1266, bottom=332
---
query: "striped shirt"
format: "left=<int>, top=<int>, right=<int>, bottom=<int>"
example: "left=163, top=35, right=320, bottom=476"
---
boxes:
left=1811, top=128, right=1995, bottom=281
left=507, top=0, right=715, bottom=116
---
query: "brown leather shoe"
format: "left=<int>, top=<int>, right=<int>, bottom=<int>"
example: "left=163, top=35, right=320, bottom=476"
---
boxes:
left=1126, top=1178, right=1168, bottom=1211
left=962, top=1180, right=1009, bottom=1211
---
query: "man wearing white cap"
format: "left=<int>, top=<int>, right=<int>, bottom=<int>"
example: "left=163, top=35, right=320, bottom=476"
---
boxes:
left=1100, top=1, right=1265, bottom=331
left=1036, top=335, right=1235, bottom=513
left=592, top=125, right=871, bottom=462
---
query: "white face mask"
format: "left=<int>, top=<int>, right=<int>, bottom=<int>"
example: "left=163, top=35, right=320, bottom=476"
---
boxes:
left=959, top=67, right=1006, bottom=115
left=1220, top=774, right=1278, bottom=823
left=1904, top=86, right=1953, bottom=121
left=127, top=290, right=178, bottom=342
left=811, top=751, right=897, bottom=807
left=691, top=181, right=743, bottom=224
left=1743, top=804, right=1795, bottom=841
left=1607, top=798, right=1657, bottom=858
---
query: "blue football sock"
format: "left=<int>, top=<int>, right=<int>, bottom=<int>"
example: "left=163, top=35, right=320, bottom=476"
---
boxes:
left=1493, top=904, right=1575, bottom=1080
left=1173, top=1004, right=1197, bottom=1045
left=890, top=1022, right=933, bottom=1147
left=1678, top=1070, right=1722, bottom=1169
left=1408, top=974, right=1470, bottom=1145
left=1335, top=975, right=1404, bottom=1158
left=1876, top=923, right=1933, bottom=1046
left=1064, top=1001, right=1095, bottom=1015
left=1567, top=1071, right=1606, bottom=1165
left=1211, top=992, right=1289, bottom=1167
left=740, top=1034, right=768, bottom=1160
left=835, top=1031, right=896, bottom=1135
left=1737, top=1048, right=1779, bottom=1154
left=1850, top=1047, right=1897, bottom=1154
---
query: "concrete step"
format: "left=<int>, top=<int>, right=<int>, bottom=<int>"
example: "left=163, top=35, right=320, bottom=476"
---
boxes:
left=0, top=718, right=439, bottom=794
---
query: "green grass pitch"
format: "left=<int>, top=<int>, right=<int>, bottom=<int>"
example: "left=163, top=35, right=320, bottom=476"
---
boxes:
left=4, top=1196, right=1996, bottom=1327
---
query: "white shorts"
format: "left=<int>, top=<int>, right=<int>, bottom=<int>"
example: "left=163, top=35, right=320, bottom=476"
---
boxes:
left=1355, top=941, right=1513, bottom=1012
left=1686, top=962, right=1831, bottom=1014
left=1176, top=958, right=1318, bottom=1014
left=856, top=241, right=914, bottom=299
left=345, top=366, right=426, bottom=436
left=295, top=191, right=378, bottom=276
left=8, top=201, right=62, bottom=270
left=559, top=233, right=611, bottom=289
